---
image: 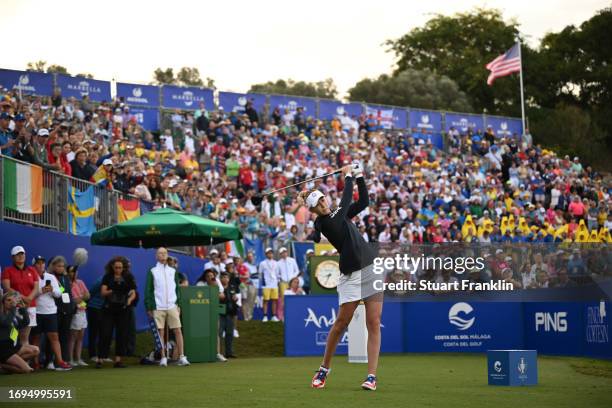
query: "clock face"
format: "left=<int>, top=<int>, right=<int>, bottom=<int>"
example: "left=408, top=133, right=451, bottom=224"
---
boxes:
left=315, top=260, right=341, bottom=289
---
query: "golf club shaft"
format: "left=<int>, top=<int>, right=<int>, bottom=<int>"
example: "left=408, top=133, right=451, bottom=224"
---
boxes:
left=262, top=168, right=343, bottom=197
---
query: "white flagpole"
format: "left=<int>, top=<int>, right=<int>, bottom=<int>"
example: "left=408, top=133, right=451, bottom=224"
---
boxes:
left=517, top=39, right=526, bottom=136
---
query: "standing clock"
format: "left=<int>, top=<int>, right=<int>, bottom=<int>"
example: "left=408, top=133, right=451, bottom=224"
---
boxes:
left=314, top=260, right=341, bottom=289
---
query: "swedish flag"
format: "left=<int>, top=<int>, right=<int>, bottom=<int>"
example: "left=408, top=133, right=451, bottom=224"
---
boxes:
left=68, top=185, right=96, bottom=236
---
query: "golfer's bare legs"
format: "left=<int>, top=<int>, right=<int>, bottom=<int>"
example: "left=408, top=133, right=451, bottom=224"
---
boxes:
left=321, top=300, right=359, bottom=368
left=364, top=293, right=383, bottom=375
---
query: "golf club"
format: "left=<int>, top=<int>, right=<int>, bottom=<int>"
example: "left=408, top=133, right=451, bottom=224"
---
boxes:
left=251, top=168, right=343, bottom=206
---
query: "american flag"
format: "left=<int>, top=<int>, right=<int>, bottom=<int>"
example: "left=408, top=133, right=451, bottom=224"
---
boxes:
left=485, top=43, right=521, bottom=85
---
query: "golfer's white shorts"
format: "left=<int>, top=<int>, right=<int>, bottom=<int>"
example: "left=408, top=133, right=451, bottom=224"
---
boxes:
left=70, top=310, right=88, bottom=330
left=337, top=263, right=383, bottom=305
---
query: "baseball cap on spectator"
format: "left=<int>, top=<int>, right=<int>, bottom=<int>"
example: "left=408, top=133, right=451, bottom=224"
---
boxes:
left=279, top=247, right=287, bottom=254
left=265, top=247, right=273, bottom=254
left=37, top=128, right=50, bottom=137
left=0, top=112, right=12, bottom=120
left=495, top=249, right=504, bottom=254
left=306, top=249, right=314, bottom=255
left=32, top=255, right=45, bottom=264
left=209, top=249, right=219, bottom=257
left=102, top=159, right=113, bottom=166
left=11, top=246, right=25, bottom=256
left=14, top=113, right=25, bottom=121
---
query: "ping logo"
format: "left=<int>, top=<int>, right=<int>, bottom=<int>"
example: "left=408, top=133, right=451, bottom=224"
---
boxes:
left=448, top=302, right=475, bottom=331
left=535, top=312, right=567, bottom=332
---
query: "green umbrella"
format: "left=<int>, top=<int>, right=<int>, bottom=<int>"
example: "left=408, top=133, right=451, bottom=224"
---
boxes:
left=91, top=208, right=242, bottom=248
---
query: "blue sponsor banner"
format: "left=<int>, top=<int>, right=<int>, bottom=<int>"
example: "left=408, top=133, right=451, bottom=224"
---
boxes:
left=284, top=296, right=403, bottom=356
left=583, top=301, right=611, bottom=358
left=412, top=133, right=444, bottom=150
left=0, top=69, right=54, bottom=96
left=129, top=107, right=159, bottom=131
left=403, top=302, right=523, bottom=352
left=218, top=91, right=266, bottom=114
left=318, top=99, right=363, bottom=120
left=117, top=82, right=159, bottom=107
left=365, top=105, right=407, bottom=129
left=445, top=112, right=484, bottom=133
left=162, top=85, right=214, bottom=110
left=56, top=75, right=111, bottom=102
left=485, top=116, right=523, bottom=137
left=523, top=302, right=584, bottom=356
left=269, top=95, right=316, bottom=117
left=244, top=237, right=265, bottom=264
left=291, top=241, right=314, bottom=276
left=409, top=109, right=443, bottom=133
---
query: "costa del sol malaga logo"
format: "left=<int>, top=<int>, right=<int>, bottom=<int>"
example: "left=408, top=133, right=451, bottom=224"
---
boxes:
left=448, top=302, right=476, bottom=331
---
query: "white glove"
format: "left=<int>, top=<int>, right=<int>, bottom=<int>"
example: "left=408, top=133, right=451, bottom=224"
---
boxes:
left=351, top=160, right=364, bottom=178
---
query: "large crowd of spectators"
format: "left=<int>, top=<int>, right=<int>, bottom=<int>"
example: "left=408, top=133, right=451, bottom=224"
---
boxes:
left=1, top=88, right=610, bottom=249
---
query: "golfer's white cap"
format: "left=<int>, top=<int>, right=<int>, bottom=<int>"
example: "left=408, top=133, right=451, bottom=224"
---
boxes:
left=306, top=190, right=325, bottom=208
left=11, top=246, right=25, bottom=256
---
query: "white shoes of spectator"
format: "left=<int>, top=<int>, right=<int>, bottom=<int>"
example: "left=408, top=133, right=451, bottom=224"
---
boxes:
left=177, top=356, right=190, bottom=366
left=216, top=353, right=228, bottom=362
left=159, top=357, right=168, bottom=367
left=46, top=362, right=55, bottom=370
left=271, top=316, right=280, bottom=322
left=78, top=359, right=88, bottom=366
left=103, top=358, right=113, bottom=363
left=233, top=329, right=239, bottom=338
left=262, top=316, right=269, bottom=322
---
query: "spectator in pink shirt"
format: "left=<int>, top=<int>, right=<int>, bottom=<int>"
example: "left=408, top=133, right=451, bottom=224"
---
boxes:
left=568, top=196, right=586, bottom=218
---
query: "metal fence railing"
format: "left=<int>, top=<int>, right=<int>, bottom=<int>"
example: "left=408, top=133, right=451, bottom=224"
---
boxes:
left=0, top=154, right=195, bottom=256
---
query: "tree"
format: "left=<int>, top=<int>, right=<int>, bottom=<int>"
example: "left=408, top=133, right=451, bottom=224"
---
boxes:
left=530, top=105, right=607, bottom=168
left=26, top=61, right=70, bottom=75
left=26, top=60, right=47, bottom=72
left=76, top=73, right=94, bottom=79
left=176, top=67, right=203, bottom=87
left=533, top=8, right=612, bottom=146
left=46, top=65, right=70, bottom=75
left=387, top=8, right=524, bottom=116
left=152, top=68, right=176, bottom=85
left=348, top=69, right=472, bottom=111
left=152, top=67, right=215, bottom=88
left=248, top=78, right=337, bottom=99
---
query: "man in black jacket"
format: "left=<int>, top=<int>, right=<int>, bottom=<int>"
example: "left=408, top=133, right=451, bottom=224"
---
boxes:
left=219, top=271, right=239, bottom=359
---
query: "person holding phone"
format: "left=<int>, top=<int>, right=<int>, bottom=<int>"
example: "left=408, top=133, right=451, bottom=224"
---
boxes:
left=97, top=257, right=137, bottom=369
left=30, top=255, right=72, bottom=371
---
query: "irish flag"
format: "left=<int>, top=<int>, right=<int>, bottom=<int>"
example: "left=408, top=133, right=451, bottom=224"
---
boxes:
left=3, top=160, right=43, bottom=214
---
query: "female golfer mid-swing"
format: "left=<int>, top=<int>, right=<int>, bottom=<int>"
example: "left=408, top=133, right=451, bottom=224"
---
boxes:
left=298, top=161, right=382, bottom=391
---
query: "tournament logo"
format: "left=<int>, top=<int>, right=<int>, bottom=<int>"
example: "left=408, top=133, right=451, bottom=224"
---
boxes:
left=494, top=361, right=502, bottom=372
left=132, top=87, right=143, bottom=97
left=518, top=357, right=527, bottom=375
left=238, top=96, right=247, bottom=107
left=336, top=106, right=345, bottom=115
left=448, top=302, right=475, bottom=331
left=15, top=74, right=38, bottom=93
